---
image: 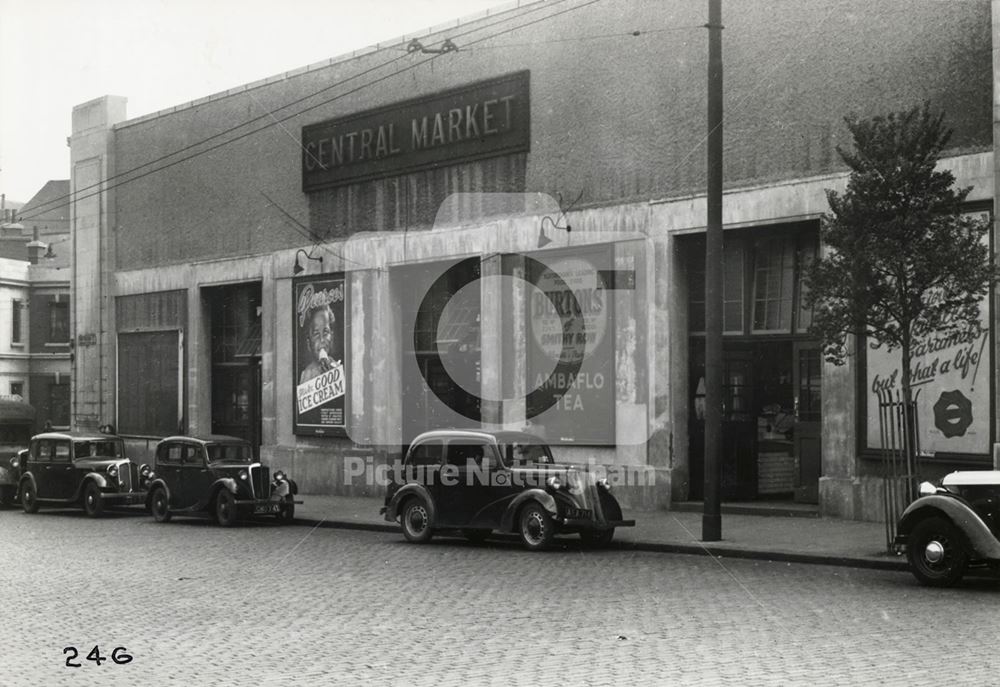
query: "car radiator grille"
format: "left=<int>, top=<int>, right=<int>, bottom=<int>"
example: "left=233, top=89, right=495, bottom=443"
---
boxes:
left=250, top=465, right=270, bottom=499
left=118, top=463, right=135, bottom=492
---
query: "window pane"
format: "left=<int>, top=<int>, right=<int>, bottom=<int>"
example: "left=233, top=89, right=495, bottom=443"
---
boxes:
left=752, top=238, right=795, bottom=332
left=723, top=241, right=743, bottom=333
left=446, top=442, right=486, bottom=466
left=796, top=238, right=819, bottom=333
left=48, top=302, right=69, bottom=343
left=687, top=238, right=706, bottom=333
left=11, top=300, right=21, bottom=344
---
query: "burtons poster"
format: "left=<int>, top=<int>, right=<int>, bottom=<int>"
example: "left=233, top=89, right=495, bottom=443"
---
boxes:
left=525, top=246, right=615, bottom=444
left=294, top=274, right=348, bottom=436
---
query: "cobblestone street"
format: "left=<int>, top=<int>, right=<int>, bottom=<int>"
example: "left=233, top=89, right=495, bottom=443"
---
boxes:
left=1, top=508, right=998, bottom=686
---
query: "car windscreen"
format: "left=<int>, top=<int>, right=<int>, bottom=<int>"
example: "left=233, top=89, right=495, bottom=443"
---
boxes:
left=500, top=442, right=554, bottom=467
left=206, top=443, right=253, bottom=463
left=74, top=440, right=124, bottom=459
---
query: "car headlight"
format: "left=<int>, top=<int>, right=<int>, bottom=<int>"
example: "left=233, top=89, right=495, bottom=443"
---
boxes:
left=107, top=465, right=118, bottom=477
left=597, top=478, right=611, bottom=491
left=239, top=470, right=248, bottom=481
left=274, top=470, right=285, bottom=482
left=918, top=481, right=938, bottom=496
left=546, top=476, right=562, bottom=491
left=10, top=456, right=19, bottom=469
left=139, top=464, right=152, bottom=479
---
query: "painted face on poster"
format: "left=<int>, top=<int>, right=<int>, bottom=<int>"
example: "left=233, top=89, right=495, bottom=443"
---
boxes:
left=294, top=275, right=348, bottom=435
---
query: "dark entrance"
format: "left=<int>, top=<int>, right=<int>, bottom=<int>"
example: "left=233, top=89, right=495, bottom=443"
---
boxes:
left=684, top=225, right=821, bottom=503
left=395, top=259, right=481, bottom=441
left=205, top=283, right=262, bottom=454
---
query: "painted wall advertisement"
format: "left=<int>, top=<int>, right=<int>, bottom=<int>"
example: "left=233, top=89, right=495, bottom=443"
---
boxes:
left=865, top=211, right=992, bottom=455
left=526, top=246, right=615, bottom=445
left=293, top=274, right=348, bottom=436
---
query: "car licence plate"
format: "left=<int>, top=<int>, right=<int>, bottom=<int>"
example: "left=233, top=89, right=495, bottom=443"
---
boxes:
left=565, top=507, right=592, bottom=519
left=254, top=503, right=280, bottom=514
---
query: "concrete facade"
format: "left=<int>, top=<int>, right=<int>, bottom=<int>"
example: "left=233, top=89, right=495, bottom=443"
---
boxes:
left=70, top=0, right=995, bottom=518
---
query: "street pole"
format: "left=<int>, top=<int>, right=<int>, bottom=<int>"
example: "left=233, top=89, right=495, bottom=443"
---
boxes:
left=702, top=0, right=723, bottom=542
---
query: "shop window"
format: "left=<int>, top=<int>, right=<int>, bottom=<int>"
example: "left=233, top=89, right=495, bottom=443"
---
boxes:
left=752, top=238, right=796, bottom=333
left=11, top=299, right=22, bottom=344
left=9, top=381, right=23, bottom=397
left=48, top=382, right=70, bottom=427
left=48, top=301, right=69, bottom=343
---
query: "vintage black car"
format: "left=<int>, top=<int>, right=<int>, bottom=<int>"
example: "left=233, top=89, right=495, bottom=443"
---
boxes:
left=16, top=431, right=150, bottom=516
left=895, top=470, right=1000, bottom=586
left=147, top=435, right=300, bottom=527
left=382, top=430, right=635, bottom=551
left=0, top=396, right=35, bottom=506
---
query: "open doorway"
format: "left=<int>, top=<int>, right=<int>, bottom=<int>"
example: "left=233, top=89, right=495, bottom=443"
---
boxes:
left=205, top=283, right=262, bottom=454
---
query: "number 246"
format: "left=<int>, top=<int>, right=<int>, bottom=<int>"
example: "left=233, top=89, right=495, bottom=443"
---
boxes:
left=64, top=645, right=132, bottom=667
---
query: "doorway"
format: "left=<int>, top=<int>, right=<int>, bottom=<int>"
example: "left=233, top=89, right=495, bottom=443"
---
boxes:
left=205, top=283, right=262, bottom=454
left=689, top=339, right=819, bottom=502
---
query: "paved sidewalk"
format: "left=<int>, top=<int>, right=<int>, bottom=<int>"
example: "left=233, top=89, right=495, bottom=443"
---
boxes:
left=293, top=494, right=909, bottom=571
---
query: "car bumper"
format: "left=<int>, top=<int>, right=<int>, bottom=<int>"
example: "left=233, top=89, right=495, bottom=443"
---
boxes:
left=234, top=498, right=302, bottom=514
left=561, top=518, right=635, bottom=530
left=101, top=492, right=146, bottom=505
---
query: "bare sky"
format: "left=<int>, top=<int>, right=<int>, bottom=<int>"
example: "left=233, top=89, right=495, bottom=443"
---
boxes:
left=0, top=0, right=506, bottom=203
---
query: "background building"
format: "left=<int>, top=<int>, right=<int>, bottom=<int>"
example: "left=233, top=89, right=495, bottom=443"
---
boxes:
left=0, top=181, right=72, bottom=430
left=66, top=0, right=994, bottom=519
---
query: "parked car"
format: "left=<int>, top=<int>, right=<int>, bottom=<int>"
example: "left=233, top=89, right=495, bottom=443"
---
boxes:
left=0, top=395, right=35, bottom=507
left=16, top=431, right=150, bottom=516
left=146, top=435, right=300, bottom=527
left=895, top=470, right=1000, bottom=586
left=382, top=429, right=635, bottom=551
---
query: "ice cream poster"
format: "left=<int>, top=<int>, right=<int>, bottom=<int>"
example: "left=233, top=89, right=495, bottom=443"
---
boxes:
left=293, top=274, right=348, bottom=436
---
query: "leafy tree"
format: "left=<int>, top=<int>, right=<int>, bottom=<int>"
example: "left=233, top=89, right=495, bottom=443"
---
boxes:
left=805, top=102, right=995, bottom=410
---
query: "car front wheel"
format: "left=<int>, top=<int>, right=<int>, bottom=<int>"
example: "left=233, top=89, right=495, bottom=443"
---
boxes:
left=20, top=481, right=38, bottom=514
left=151, top=487, right=172, bottom=523
left=519, top=502, right=555, bottom=551
left=400, top=497, right=433, bottom=543
left=215, top=490, right=238, bottom=528
left=907, top=515, right=969, bottom=587
left=83, top=482, right=105, bottom=518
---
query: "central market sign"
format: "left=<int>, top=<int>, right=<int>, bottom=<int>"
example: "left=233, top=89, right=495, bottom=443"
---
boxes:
left=301, top=71, right=530, bottom=191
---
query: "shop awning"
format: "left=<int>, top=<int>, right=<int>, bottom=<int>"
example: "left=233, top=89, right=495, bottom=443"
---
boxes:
left=0, top=397, right=36, bottom=423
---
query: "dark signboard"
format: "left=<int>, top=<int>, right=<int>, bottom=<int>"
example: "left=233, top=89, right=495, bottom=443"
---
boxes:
left=293, top=274, right=349, bottom=436
left=525, top=245, right=616, bottom=445
left=302, top=71, right=530, bottom=191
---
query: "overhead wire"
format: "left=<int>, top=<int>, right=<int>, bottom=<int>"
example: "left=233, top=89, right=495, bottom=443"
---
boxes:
left=16, top=0, right=589, bottom=222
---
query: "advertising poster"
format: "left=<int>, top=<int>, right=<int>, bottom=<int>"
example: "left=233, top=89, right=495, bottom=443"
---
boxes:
left=293, top=274, right=348, bottom=436
left=526, top=246, right=615, bottom=445
left=865, top=211, right=992, bottom=456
